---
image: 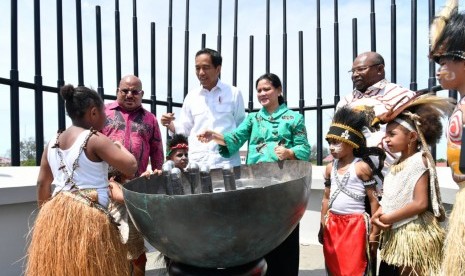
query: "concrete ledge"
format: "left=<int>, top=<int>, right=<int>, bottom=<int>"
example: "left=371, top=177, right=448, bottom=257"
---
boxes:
left=0, top=167, right=39, bottom=205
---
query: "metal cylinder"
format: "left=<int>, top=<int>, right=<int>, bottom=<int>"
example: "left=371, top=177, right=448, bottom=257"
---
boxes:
left=170, top=167, right=184, bottom=195
left=200, top=165, right=213, bottom=193
left=187, top=162, right=200, bottom=194
left=222, top=164, right=236, bottom=191
left=162, top=161, right=174, bottom=195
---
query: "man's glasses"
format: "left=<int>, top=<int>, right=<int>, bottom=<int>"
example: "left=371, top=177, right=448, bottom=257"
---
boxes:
left=119, top=89, right=143, bottom=96
left=348, top=63, right=381, bottom=74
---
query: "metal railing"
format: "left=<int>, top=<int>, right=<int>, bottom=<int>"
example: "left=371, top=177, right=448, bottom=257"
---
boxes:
left=1, top=0, right=450, bottom=166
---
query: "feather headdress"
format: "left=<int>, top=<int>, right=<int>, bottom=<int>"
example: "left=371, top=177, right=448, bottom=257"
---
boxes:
left=373, top=93, right=454, bottom=126
left=430, top=0, right=464, bottom=62
left=327, top=107, right=386, bottom=180
left=374, top=94, right=454, bottom=222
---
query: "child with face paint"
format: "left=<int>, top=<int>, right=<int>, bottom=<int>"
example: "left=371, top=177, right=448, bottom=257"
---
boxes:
left=320, top=106, right=385, bottom=276
left=429, top=1, right=465, bottom=274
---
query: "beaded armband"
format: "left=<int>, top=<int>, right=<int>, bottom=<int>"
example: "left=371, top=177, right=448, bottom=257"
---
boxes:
left=363, top=179, right=376, bottom=187
left=324, top=178, right=331, bottom=187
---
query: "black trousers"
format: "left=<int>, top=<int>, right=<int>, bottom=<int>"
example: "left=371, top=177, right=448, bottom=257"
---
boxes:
left=264, top=224, right=300, bottom=276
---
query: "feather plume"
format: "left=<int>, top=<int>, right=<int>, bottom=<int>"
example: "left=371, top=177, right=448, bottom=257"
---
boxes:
left=403, top=93, right=455, bottom=117
left=430, top=0, right=458, bottom=51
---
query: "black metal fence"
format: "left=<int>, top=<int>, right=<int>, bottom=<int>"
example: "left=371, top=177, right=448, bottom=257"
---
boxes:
left=1, top=0, right=451, bottom=167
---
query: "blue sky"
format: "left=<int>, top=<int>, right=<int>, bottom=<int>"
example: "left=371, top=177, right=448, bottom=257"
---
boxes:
left=0, top=0, right=456, bottom=159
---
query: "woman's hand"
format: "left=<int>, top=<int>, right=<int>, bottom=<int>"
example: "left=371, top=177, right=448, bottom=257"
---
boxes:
left=274, top=146, right=294, bottom=160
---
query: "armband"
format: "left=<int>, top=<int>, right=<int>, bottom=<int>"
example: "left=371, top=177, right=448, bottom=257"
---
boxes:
left=363, top=179, right=376, bottom=187
left=324, top=178, right=331, bottom=187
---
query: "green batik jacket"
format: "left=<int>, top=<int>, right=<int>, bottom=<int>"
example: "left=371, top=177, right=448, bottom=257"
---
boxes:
left=219, top=104, right=310, bottom=164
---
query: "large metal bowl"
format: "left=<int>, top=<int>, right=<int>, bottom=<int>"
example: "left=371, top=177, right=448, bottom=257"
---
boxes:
left=122, top=160, right=312, bottom=268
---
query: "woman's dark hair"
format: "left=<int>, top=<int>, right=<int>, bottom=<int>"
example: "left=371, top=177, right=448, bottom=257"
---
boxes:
left=255, top=73, right=285, bottom=105
left=60, top=84, right=103, bottom=120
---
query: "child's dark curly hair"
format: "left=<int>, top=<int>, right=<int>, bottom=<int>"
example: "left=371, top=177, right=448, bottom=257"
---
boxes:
left=397, top=104, right=444, bottom=146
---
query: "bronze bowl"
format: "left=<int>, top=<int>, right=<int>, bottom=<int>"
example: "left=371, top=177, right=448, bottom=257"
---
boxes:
left=122, top=160, right=312, bottom=268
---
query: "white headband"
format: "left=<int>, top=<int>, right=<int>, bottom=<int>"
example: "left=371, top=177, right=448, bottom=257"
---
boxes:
left=394, top=118, right=415, bottom=132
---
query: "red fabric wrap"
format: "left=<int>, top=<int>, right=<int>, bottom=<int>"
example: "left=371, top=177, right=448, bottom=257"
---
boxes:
left=323, top=212, right=367, bottom=276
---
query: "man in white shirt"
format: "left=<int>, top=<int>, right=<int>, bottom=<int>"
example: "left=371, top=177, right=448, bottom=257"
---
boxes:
left=161, top=48, right=245, bottom=169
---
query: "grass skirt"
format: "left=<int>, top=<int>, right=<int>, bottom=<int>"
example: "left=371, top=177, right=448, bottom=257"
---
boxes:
left=380, top=212, right=444, bottom=275
left=25, top=192, right=129, bottom=276
left=109, top=201, right=146, bottom=260
left=443, top=184, right=465, bottom=275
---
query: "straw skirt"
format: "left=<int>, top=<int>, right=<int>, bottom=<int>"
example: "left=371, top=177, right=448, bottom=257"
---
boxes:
left=443, top=184, right=465, bottom=276
left=26, top=192, right=129, bottom=276
left=109, top=201, right=146, bottom=260
left=380, top=212, right=444, bottom=275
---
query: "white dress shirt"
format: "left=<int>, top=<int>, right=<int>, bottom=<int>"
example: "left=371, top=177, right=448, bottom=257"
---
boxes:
left=173, top=79, right=246, bottom=169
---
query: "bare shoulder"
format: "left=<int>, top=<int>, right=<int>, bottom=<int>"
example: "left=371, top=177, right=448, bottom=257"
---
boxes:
left=355, top=160, right=373, bottom=181
left=324, top=162, right=333, bottom=178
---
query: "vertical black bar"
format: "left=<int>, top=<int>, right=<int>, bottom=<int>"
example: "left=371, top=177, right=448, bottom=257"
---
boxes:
left=115, top=0, right=122, bottom=85
left=217, top=0, right=222, bottom=54
left=10, top=0, right=20, bottom=166
left=201, top=34, right=206, bottom=49
left=96, top=6, right=104, bottom=98
left=76, top=0, right=84, bottom=85
left=391, top=0, right=397, bottom=83
left=132, top=0, right=139, bottom=76
left=428, top=0, right=436, bottom=91
left=299, top=31, right=305, bottom=116
left=370, top=0, right=376, bottom=52
left=151, top=22, right=157, bottom=115
left=167, top=0, right=173, bottom=113
left=428, top=0, right=436, bottom=159
left=316, top=0, right=323, bottom=165
left=248, top=36, right=254, bottom=112
left=266, top=0, right=270, bottom=73
left=352, top=18, right=358, bottom=60
left=183, top=0, right=190, bottom=98
left=282, top=0, right=287, bottom=104
left=410, top=0, right=417, bottom=91
left=333, top=0, right=340, bottom=106
left=232, top=0, right=238, bottom=86
left=56, top=0, right=66, bottom=131
left=34, top=0, right=44, bottom=165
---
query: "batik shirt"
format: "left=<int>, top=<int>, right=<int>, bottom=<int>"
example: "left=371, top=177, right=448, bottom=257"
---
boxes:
left=102, top=102, right=164, bottom=176
left=336, top=79, right=417, bottom=189
left=219, top=104, right=310, bottom=164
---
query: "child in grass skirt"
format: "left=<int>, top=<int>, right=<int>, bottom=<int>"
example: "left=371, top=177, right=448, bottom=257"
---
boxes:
left=26, top=85, right=137, bottom=276
left=430, top=1, right=465, bottom=274
left=371, top=95, right=452, bottom=275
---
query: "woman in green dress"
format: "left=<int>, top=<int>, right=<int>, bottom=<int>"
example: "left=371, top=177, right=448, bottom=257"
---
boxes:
left=198, top=72, right=310, bottom=276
